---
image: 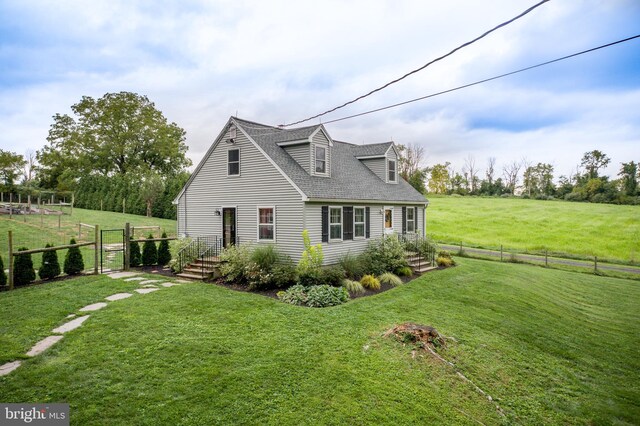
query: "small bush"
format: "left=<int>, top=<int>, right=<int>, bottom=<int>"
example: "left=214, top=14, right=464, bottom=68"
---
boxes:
left=362, top=236, right=408, bottom=275
left=39, top=244, right=61, bottom=280
left=219, top=244, right=252, bottom=284
left=142, top=234, right=158, bottom=266
left=341, top=279, right=365, bottom=295
left=323, top=265, right=346, bottom=287
left=339, top=253, right=365, bottom=280
left=378, top=272, right=403, bottom=287
left=395, top=266, right=413, bottom=277
left=0, top=254, right=6, bottom=286
left=157, top=232, right=172, bottom=266
left=297, top=230, right=323, bottom=273
left=129, top=238, right=141, bottom=267
left=269, top=260, right=297, bottom=289
left=298, top=268, right=324, bottom=287
left=436, top=256, right=453, bottom=267
left=436, top=250, right=456, bottom=267
left=251, top=245, right=280, bottom=271
left=278, top=284, right=349, bottom=307
left=14, top=247, right=36, bottom=286
left=277, top=284, right=308, bottom=306
left=306, top=285, right=349, bottom=307
left=64, top=238, right=84, bottom=275
left=360, top=274, right=381, bottom=291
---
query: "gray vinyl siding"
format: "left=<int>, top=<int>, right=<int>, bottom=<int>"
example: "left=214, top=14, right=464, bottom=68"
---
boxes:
left=311, top=131, right=331, bottom=178
left=360, top=158, right=386, bottom=182
left=176, top=128, right=305, bottom=259
left=283, top=143, right=310, bottom=174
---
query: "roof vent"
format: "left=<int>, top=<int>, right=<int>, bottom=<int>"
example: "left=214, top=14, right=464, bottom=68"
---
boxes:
left=227, top=124, right=237, bottom=144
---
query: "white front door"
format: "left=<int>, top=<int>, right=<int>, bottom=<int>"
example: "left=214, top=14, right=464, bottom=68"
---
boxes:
left=384, top=206, right=394, bottom=234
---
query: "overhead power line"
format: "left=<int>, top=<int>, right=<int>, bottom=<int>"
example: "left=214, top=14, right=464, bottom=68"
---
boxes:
left=280, top=0, right=551, bottom=127
left=315, top=34, right=640, bottom=125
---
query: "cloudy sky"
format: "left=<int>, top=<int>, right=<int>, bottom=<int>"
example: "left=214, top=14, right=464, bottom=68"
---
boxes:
left=0, top=0, right=638, bottom=180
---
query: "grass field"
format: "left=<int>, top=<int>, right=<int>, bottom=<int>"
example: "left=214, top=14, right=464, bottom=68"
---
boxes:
left=426, top=196, right=640, bottom=264
left=1, top=259, right=638, bottom=425
left=0, top=208, right=177, bottom=272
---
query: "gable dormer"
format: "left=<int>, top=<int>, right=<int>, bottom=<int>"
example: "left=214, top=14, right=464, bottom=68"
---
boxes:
left=278, top=125, right=333, bottom=177
left=355, top=142, right=399, bottom=184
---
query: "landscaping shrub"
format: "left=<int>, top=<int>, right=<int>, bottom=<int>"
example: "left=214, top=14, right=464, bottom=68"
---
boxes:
left=323, top=265, right=346, bottom=287
left=251, top=245, right=280, bottom=271
left=298, top=268, right=324, bottom=287
left=219, top=244, right=252, bottom=284
left=39, top=244, right=61, bottom=280
left=395, top=266, right=413, bottom=277
left=277, top=284, right=349, bottom=307
left=362, top=235, right=408, bottom=275
left=129, top=238, right=141, bottom=267
left=297, top=230, right=323, bottom=273
left=269, top=260, right=298, bottom=289
left=14, top=247, right=36, bottom=286
left=306, top=285, right=349, bottom=307
left=436, top=250, right=456, bottom=268
left=157, top=232, right=172, bottom=266
left=277, top=284, right=308, bottom=306
left=169, top=237, right=193, bottom=272
left=378, top=272, right=403, bottom=287
left=339, top=253, right=365, bottom=280
left=0, top=254, right=6, bottom=287
left=142, top=234, right=158, bottom=266
left=360, top=274, right=381, bottom=291
left=341, top=279, right=365, bottom=295
left=64, top=239, right=84, bottom=275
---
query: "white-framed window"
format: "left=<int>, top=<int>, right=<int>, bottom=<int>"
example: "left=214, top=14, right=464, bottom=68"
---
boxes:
left=354, top=207, right=365, bottom=238
left=257, top=206, right=275, bottom=241
left=406, top=207, right=415, bottom=233
left=228, top=148, right=240, bottom=176
left=329, top=206, right=342, bottom=240
left=315, top=146, right=326, bottom=174
left=384, top=206, right=393, bottom=233
left=388, top=159, right=396, bottom=182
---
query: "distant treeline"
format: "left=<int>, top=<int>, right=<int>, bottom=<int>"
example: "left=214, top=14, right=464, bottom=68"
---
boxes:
left=73, top=173, right=189, bottom=219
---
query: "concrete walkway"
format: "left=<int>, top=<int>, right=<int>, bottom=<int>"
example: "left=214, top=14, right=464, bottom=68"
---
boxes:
left=0, top=273, right=186, bottom=377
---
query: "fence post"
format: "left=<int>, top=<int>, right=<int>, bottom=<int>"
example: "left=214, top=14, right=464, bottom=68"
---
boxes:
left=122, top=198, right=126, bottom=214
left=8, top=231, right=14, bottom=290
left=500, top=245, right=503, bottom=262
left=58, top=214, right=61, bottom=230
left=9, top=192, right=12, bottom=220
left=78, top=223, right=82, bottom=239
left=594, top=256, right=598, bottom=273
left=94, top=225, right=99, bottom=275
left=124, top=223, right=131, bottom=271
left=545, top=250, right=548, bottom=267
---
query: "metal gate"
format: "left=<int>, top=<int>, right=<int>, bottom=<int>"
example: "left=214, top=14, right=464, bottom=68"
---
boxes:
left=100, top=229, right=125, bottom=273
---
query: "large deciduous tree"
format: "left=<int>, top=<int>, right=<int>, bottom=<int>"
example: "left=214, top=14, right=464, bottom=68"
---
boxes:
left=0, top=150, right=26, bottom=190
left=580, top=150, right=610, bottom=180
left=37, top=92, right=191, bottom=189
left=397, top=143, right=428, bottom=194
left=428, top=162, right=450, bottom=194
left=619, top=161, right=638, bottom=196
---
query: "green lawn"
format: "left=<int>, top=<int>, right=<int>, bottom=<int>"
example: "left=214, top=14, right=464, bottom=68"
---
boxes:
left=426, top=195, right=640, bottom=264
left=0, top=208, right=177, bottom=272
left=1, top=260, right=638, bottom=425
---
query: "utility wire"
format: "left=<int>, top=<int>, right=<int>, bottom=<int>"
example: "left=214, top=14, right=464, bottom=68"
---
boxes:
left=317, top=34, right=640, bottom=125
left=280, top=0, right=551, bottom=127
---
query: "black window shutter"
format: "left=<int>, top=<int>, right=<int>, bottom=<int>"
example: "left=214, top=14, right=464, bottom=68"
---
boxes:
left=365, top=207, right=370, bottom=238
left=402, top=206, right=406, bottom=234
left=321, top=206, right=329, bottom=243
left=343, top=206, right=353, bottom=240
left=414, top=207, right=418, bottom=233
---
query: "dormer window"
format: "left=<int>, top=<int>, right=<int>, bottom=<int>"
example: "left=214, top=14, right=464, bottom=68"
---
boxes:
left=388, top=159, right=396, bottom=182
left=315, top=146, right=326, bottom=174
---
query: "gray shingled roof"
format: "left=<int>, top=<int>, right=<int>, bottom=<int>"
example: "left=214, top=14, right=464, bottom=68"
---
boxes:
left=234, top=118, right=426, bottom=203
left=352, top=142, right=393, bottom=158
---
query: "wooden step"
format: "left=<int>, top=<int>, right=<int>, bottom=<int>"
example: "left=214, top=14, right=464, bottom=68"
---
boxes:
left=413, top=265, right=438, bottom=273
left=191, top=258, right=221, bottom=267
left=408, top=258, right=429, bottom=266
left=182, top=267, right=215, bottom=275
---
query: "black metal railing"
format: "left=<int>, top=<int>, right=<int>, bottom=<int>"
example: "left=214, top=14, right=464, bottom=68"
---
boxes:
left=398, top=233, right=437, bottom=270
left=176, top=235, right=238, bottom=277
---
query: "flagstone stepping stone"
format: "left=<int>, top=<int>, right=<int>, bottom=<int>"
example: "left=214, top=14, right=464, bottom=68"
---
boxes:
left=124, top=277, right=146, bottom=282
left=0, top=361, right=21, bottom=376
left=108, top=272, right=141, bottom=279
left=105, top=293, right=133, bottom=301
left=79, top=302, right=108, bottom=312
left=26, top=336, right=64, bottom=357
left=160, top=282, right=179, bottom=287
left=135, top=288, right=160, bottom=294
left=142, top=284, right=158, bottom=288
left=66, top=314, right=76, bottom=319
left=53, top=315, right=90, bottom=334
left=139, top=279, right=162, bottom=285
left=174, top=280, right=191, bottom=283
